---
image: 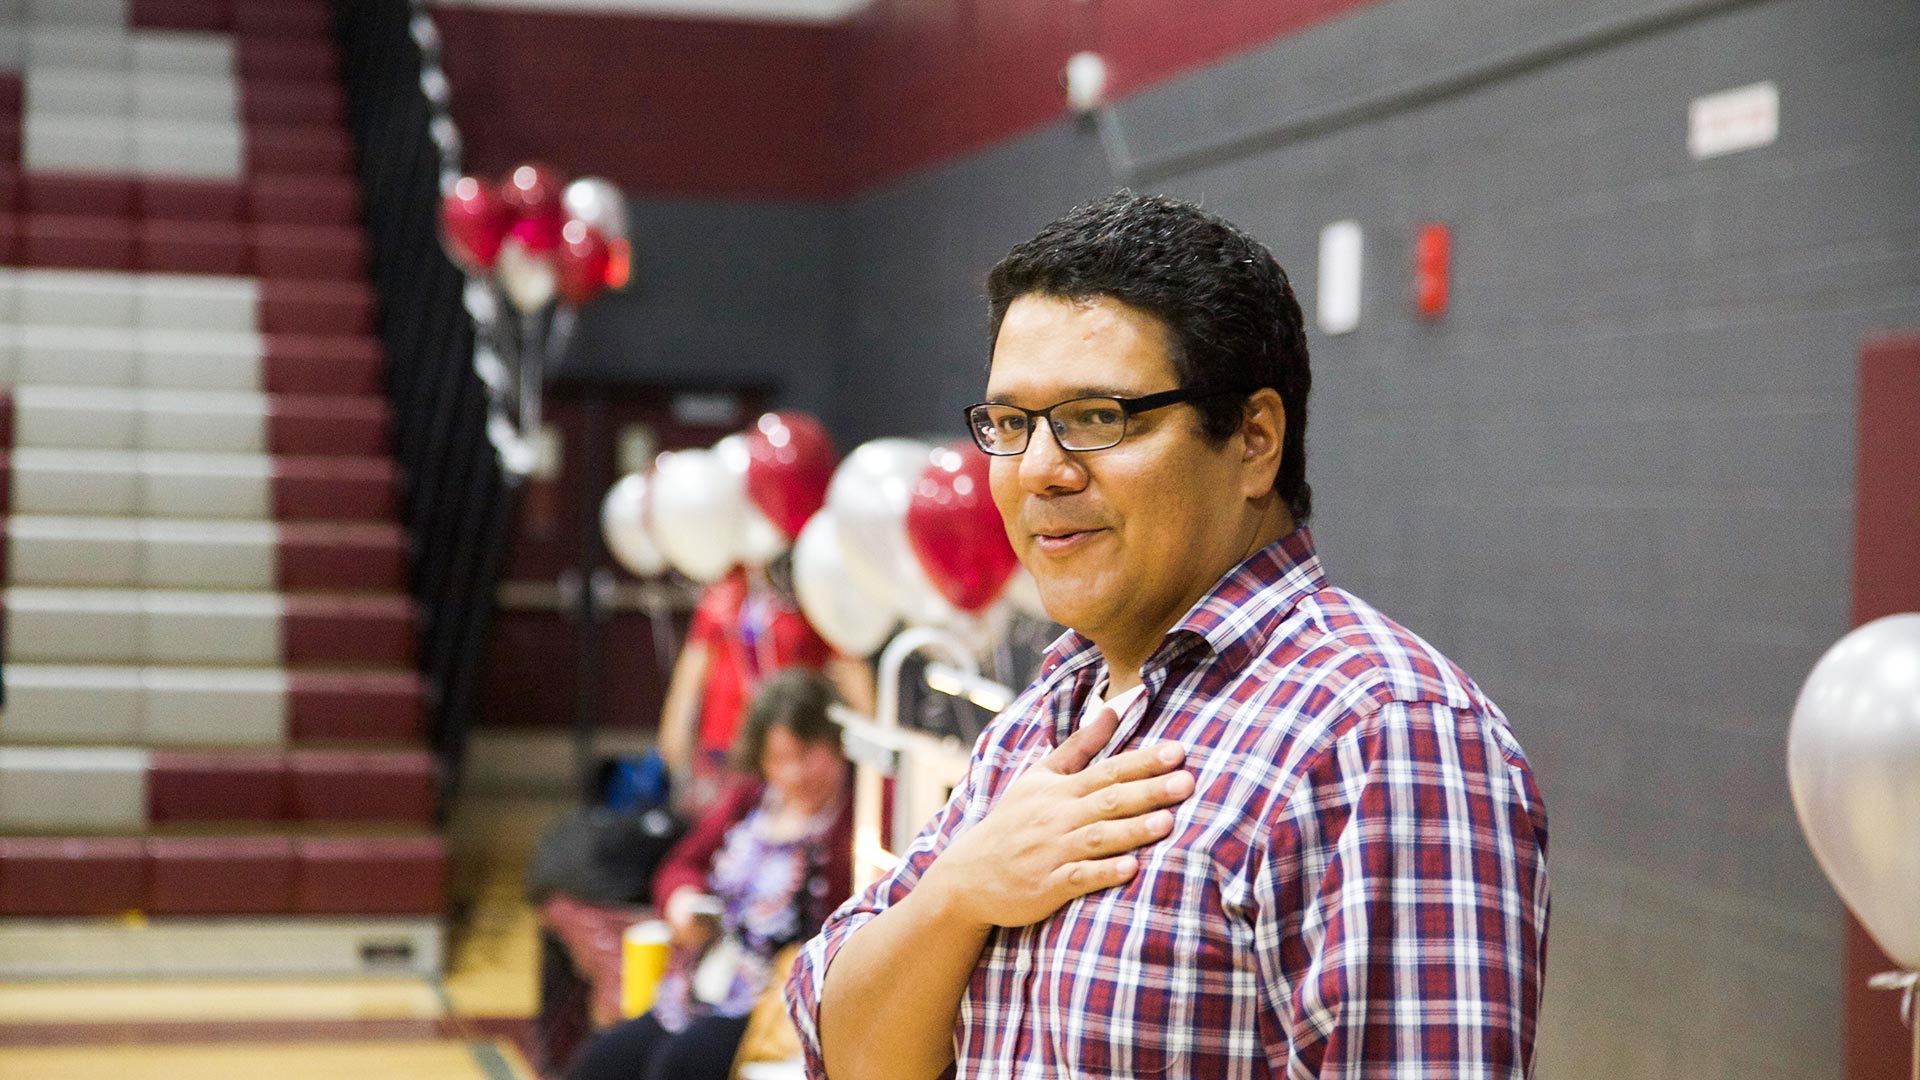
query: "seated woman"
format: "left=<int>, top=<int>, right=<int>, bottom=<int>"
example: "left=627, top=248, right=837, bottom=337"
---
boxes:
left=568, top=669, right=853, bottom=1080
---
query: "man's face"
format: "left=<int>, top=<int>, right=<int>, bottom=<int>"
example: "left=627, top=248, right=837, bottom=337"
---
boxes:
left=986, top=294, right=1254, bottom=657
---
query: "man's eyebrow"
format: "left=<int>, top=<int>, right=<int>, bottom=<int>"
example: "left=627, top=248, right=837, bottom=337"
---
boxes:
left=982, top=386, right=1138, bottom=405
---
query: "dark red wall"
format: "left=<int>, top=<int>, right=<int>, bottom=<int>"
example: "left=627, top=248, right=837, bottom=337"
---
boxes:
left=434, top=9, right=847, bottom=200
left=433, top=0, right=1385, bottom=199
left=1848, top=333, right=1920, bottom=1080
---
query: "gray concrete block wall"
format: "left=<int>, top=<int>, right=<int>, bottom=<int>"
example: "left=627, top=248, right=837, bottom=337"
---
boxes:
left=819, top=0, right=1920, bottom=1076
left=560, top=198, right=844, bottom=419
left=566, top=0, right=1916, bottom=1074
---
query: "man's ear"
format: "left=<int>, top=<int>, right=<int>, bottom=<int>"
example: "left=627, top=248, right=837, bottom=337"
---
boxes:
left=1237, top=388, right=1285, bottom=499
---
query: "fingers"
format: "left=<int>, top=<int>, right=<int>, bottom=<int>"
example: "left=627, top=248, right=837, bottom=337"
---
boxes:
left=1051, top=853, right=1144, bottom=899
left=1061, top=805, right=1179, bottom=863
left=1066, top=738, right=1188, bottom=797
left=1064, top=768, right=1195, bottom=831
left=1042, top=703, right=1121, bottom=776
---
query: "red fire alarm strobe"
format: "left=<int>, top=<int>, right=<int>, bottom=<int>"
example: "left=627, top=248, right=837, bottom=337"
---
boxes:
left=1415, top=222, right=1450, bottom=319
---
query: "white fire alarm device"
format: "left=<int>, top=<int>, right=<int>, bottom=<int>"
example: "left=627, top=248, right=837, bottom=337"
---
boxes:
left=1317, top=220, right=1363, bottom=336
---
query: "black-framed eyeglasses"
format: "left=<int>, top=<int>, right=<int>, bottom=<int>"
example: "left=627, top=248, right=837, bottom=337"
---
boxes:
left=963, top=386, right=1246, bottom=456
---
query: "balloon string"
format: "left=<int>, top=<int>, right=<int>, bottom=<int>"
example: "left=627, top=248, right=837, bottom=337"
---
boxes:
left=1869, top=970, right=1918, bottom=1027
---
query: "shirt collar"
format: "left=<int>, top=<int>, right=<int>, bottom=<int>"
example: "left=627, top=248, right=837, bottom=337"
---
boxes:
left=1030, top=527, right=1327, bottom=726
left=1162, top=526, right=1326, bottom=671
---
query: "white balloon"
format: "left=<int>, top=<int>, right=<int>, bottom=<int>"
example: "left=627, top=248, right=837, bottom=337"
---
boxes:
left=716, top=433, right=788, bottom=566
left=650, top=448, right=744, bottom=583
left=495, top=234, right=556, bottom=313
left=826, top=438, right=959, bottom=627
left=792, top=511, right=896, bottom=658
left=562, top=176, right=629, bottom=241
left=600, top=472, right=666, bottom=577
left=1788, top=612, right=1920, bottom=970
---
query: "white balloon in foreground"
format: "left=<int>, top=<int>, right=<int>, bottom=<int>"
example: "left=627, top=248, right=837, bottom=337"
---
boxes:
left=792, top=511, right=896, bottom=658
left=827, top=438, right=961, bottom=627
left=1787, top=612, right=1920, bottom=970
left=650, top=448, right=742, bottom=583
left=600, top=472, right=665, bottom=577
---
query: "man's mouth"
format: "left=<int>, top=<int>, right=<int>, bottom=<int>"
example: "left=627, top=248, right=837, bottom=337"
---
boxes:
left=1030, top=527, right=1105, bottom=552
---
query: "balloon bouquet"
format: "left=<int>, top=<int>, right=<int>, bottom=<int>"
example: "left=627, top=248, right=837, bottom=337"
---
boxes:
left=440, top=165, right=632, bottom=477
left=602, top=418, right=1048, bottom=670
left=1787, top=613, right=1920, bottom=1073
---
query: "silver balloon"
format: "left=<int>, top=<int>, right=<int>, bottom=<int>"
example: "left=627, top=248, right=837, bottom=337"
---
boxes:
left=1788, top=612, right=1920, bottom=970
left=562, top=176, right=629, bottom=241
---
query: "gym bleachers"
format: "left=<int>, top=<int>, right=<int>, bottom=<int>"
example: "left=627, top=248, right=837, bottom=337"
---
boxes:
left=0, top=0, right=445, bottom=977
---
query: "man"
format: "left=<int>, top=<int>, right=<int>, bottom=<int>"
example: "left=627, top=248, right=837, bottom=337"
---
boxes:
left=786, top=192, right=1549, bottom=1079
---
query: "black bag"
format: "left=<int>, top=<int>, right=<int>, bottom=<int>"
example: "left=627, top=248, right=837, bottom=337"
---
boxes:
left=525, top=805, right=687, bottom=906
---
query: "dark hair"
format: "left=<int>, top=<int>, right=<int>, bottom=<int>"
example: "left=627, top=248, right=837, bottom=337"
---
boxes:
left=985, top=191, right=1312, bottom=524
left=730, top=668, right=842, bottom=778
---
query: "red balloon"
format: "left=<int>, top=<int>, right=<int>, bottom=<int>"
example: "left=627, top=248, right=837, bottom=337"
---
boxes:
left=906, top=443, right=1017, bottom=612
left=439, top=175, right=510, bottom=273
left=556, top=220, right=611, bottom=307
left=499, top=162, right=565, bottom=243
left=744, top=412, right=836, bottom=540
left=504, top=214, right=559, bottom=254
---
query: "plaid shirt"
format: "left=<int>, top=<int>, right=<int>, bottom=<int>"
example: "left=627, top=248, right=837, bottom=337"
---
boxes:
left=788, top=529, right=1549, bottom=1079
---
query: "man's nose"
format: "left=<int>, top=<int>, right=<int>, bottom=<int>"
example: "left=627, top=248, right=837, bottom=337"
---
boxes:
left=1019, top=420, right=1086, bottom=493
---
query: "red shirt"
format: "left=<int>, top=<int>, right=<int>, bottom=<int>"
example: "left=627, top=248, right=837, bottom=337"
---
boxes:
left=689, top=570, right=834, bottom=754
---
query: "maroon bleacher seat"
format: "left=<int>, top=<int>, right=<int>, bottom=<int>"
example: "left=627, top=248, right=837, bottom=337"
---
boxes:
left=248, top=173, right=358, bottom=226
left=288, top=750, right=436, bottom=823
left=265, top=394, right=389, bottom=456
left=287, top=671, right=426, bottom=743
left=141, top=218, right=250, bottom=274
left=148, top=751, right=288, bottom=823
left=241, top=81, right=347, bottom=129
left=0, top=838, right=147, bottom=917
left=262, top=334, right=384, bottom=395
left=282, top=595, right=419, bottom=666
left=294, top=837, right=446, bottom=915
left=276, top=522, right=409, bottom=591
left=247, top=126, right=353, bottom=176
left=271, top=456, right=398, bottom=521
left=253, top=223, right=365, bottom=279
left=141, top=178, right=247, bottom=223
left=21, top=215, right=137, bottom=270
left=258, top=279, right=374, bottom=335
left=236, top=39, right=340, bottom=82
left=147, top=837, right=296, bottom=914
left=232, top=0, right=332, bottom=39
left=130, top=0, right=230, bottom=32
left=23, top=175, right=136, bottom=218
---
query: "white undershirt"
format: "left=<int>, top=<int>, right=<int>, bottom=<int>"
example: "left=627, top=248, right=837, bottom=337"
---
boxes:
left=1080, top=681, right=1149, bottom=753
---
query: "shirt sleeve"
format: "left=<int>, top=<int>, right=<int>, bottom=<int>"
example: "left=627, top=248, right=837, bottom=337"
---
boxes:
left=1253, top=700, right=1550, bottom=1079
left=651, top=780, right=762, bottom=909
left=784, top=757, right=987, bottom=1079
